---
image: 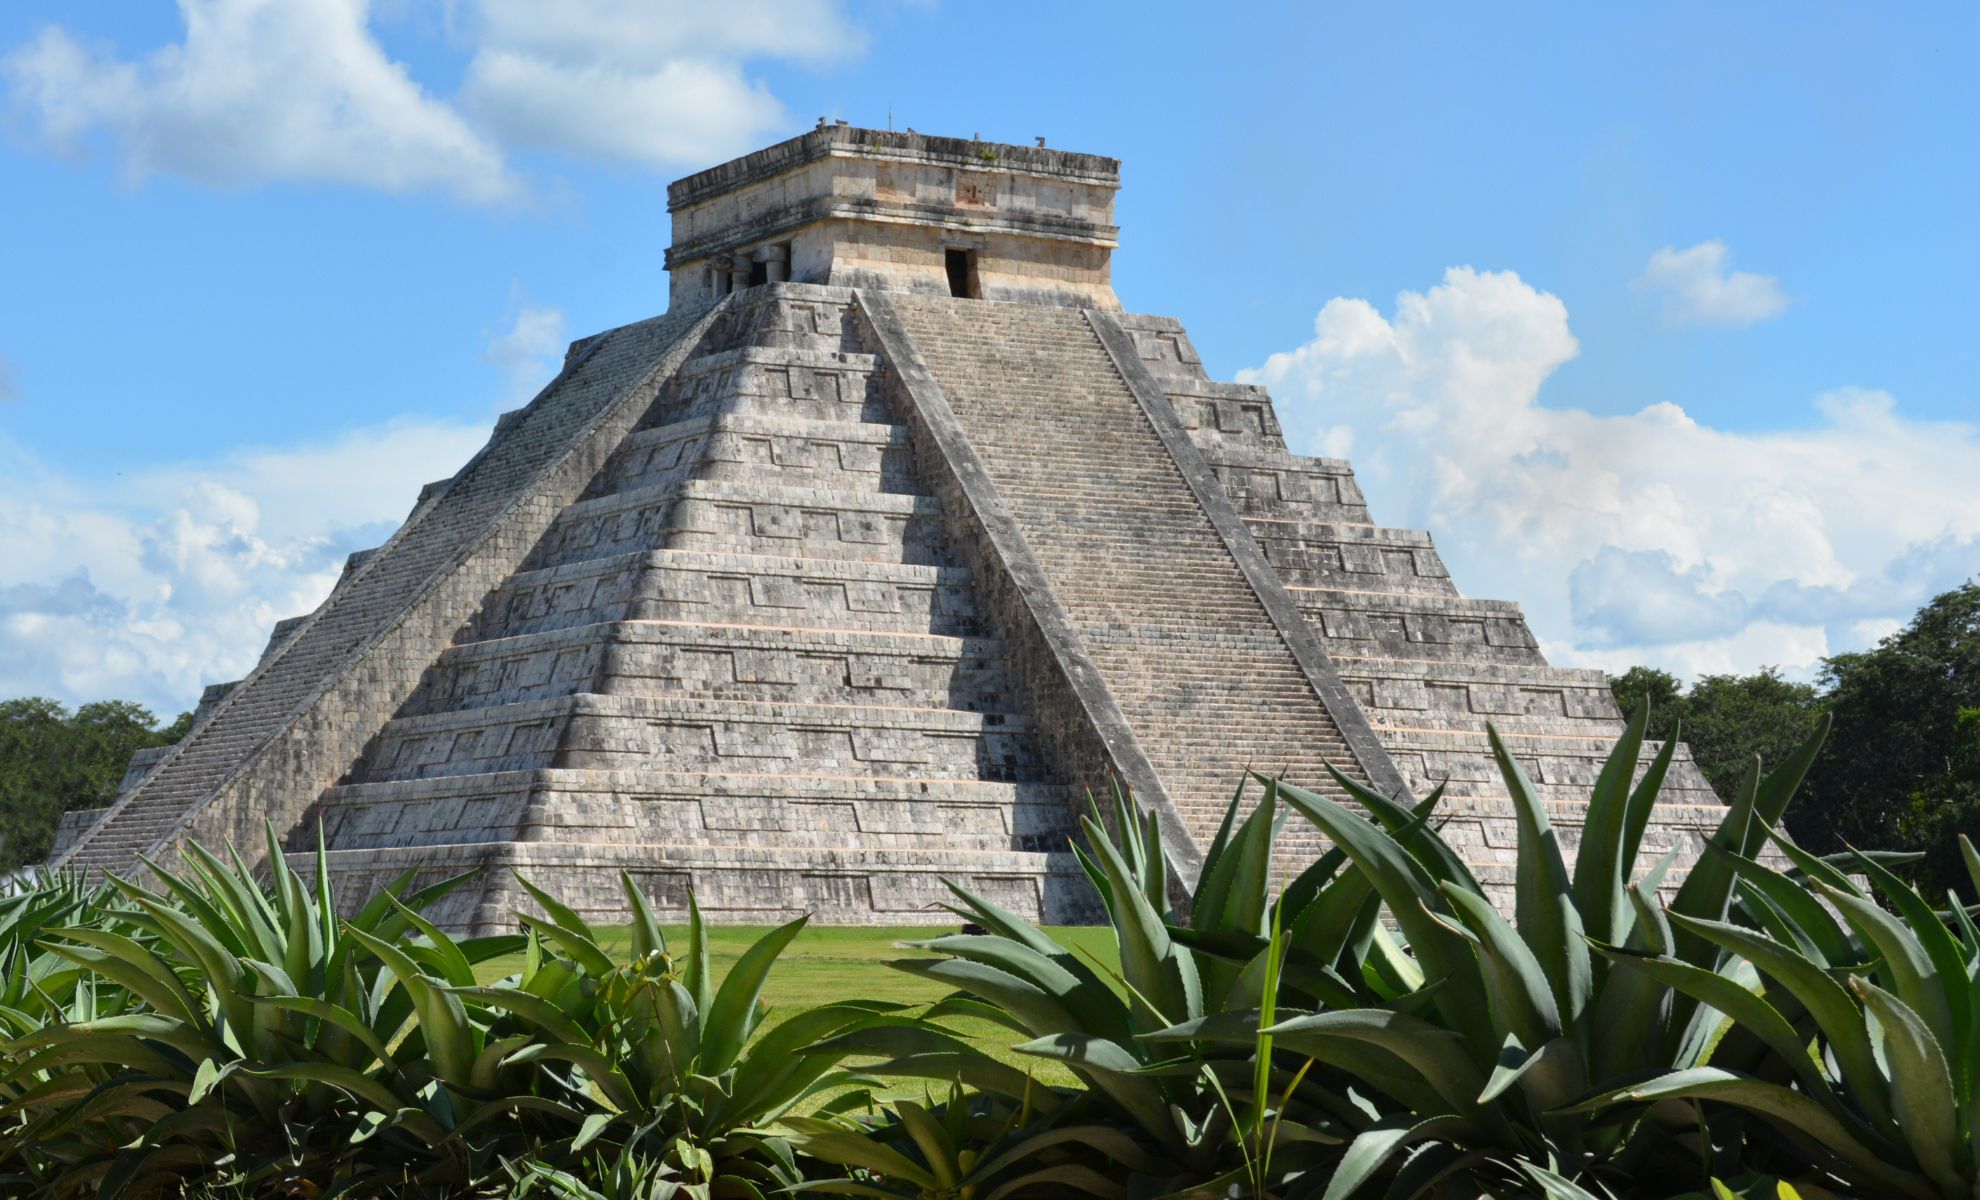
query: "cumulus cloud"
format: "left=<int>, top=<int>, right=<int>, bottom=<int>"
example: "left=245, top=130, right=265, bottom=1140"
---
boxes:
left=1242, top=266, right=1980, bottom=682
left=2, top=0, right=863, bottom=204
left=1635, top=240, right=1790, bottom=327
left=482, top=299, right=567, bottom=404
left=0, top=416, right=489, bottom=717
left=456, top=0, right=861, bottom=166
left=2, top=0, right=520, bottom=205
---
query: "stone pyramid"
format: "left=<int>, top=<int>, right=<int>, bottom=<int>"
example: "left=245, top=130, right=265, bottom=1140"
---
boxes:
left=58, top=125, right=1727, bottom=930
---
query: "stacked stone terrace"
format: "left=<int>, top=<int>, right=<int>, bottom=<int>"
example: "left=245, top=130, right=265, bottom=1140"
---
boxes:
left=60, top=124, right=1726, bottom=925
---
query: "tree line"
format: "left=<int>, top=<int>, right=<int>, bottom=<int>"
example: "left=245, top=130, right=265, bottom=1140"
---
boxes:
left=0, top=698, right=190, bottom=871
left=1611, top=579, right=1978, bottom=899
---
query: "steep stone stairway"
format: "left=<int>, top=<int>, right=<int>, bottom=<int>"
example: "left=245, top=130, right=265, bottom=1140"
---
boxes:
left=877, top=296, right=1390, bottom=866
left=302, top=286, right=1088, bottom=929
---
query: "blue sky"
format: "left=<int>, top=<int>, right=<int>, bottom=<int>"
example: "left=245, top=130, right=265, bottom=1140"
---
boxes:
left=2, top=1, right=1976, bottom=717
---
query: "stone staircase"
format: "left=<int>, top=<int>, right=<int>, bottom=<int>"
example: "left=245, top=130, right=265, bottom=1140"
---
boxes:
left=877, top=296, right=1388, bottom=868
left=297, top=286, right=1090, bottom=929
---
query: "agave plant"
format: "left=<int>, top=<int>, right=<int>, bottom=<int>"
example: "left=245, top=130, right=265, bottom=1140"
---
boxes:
left=1571, top=832, right=1980, bottom=1199
left=462, top=874, right=898, bottom=1198
left=0, top=825, right=544, bottom=1198
left=1147, top=706, right=1832, bottom=1199
left=785, top=1081, right=1157, bottom=1200
left=808, top=780, right=1413, bottom=1197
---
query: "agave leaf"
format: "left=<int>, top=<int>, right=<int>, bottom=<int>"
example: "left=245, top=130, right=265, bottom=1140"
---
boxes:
left=701, top=913, right=808, bottom=1074
left=501, top=1040, right=639, bottom=1111
left=1510, top=1159, right=1610, bottom=1200
left=234, top=1062, right=443, bottom=1142
left=885, top=956, right=1084, bottom=1041
left=1619, top=728, right=1682, bottom=892
left=1487, top=725, right=1592, bottom=1032
left=37, top=930, right=200, bottom=1025
left=1962, top=835, right=1980, bottom=899
left=1195, top=776, right=1250, bottom=908
left=1266, top=1009, right=1492, bottom=1124
left=1593, top=944, right=1833, bottom=1100
left=782, top=1115, right=940, bottom=1189
left=1078, top=811, right=1200, bottom=1028
left=244, top=994, right=393, bottom=1067
left=905, top=934, right=1130, bottom=1044
left=806, top=1025, right=1060, bottom=1110
left=1434, top=883, right=1561, bottom=1050
left=340, top=923, right=477, bottom=1087
left=970, top=1123, right=1170, bottom=1181
left=1668, top=757, right=1762, bottom=969
left=1664, top=912, right=1892, bottom=1134
left=1010, top=1032, right=1175, bottom=1137
left=1843, top=848, right=1972, bottom=1053
left=891, top=1099, right=960, bottom=1190
left=1709, top=848, right=1849, bottom=965
left=1188, top=782, right=1276, bottom=1002
left=620, top=872, right=667, bottom=964
left=1561, top=1067, right=1931, bottom=1200
left=922, top=994, right=1031, bottom=1035
left=382, top=895, right=474, bottom=988
left=1572, top=702, right=1650, bottom=949
left=1276, top=774, right=1493, bottom=1054
left=986, top=1164, right=1130, bottom=1200
left=439, top=984, right=587, bottom=1047
left=1315, top=769, right=1479, bottom=898
left=678, top=888, right=712, bottom=1022
left=1319, top=1113, right=1471, bottom=1200
left=1848, top=977, right=1963, bottom=1195
left=514, top=914, right=614, bottom=978
left=1816, top=882, right=1957, bottom=1054
left=1763, top=830, right=1868, bottom=898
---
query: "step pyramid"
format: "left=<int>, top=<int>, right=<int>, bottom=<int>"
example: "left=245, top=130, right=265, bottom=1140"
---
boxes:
left=59, top=125, right=1727, bottom=929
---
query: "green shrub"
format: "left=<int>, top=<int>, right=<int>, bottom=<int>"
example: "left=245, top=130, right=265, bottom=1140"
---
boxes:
left=1574, top=833, right=1980, bottom=1199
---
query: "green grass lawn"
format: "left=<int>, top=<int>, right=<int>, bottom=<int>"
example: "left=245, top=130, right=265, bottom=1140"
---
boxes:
left=473, top=922, right=1124, bottom=1094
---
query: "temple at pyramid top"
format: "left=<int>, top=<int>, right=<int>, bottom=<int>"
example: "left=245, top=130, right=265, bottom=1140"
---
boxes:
left=665, top=124, right=1123, bottom=310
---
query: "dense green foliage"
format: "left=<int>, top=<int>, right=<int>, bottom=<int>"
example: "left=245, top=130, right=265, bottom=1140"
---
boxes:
left=0, top=698, right=189, bottom=871
left=1611, top=580, right=1980, bottom=901
left=1802, top=583, right=1980, bottom=895
left=1606, top=666, right=1820, bottom=802
left=1, top=699, right=1977, bottom=1196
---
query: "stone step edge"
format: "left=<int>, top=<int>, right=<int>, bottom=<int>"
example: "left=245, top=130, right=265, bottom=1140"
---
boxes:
left=501, top=548, right=974, bottom=592
left=555, top=476, right=943, bottom=524
left=375, top=691, right=1044, bottom=737
left=317, top=766, right=1077, bottom=802
left=622, top=410, right=910, bottom=452
left=438, top=616, right=1004, bottom=662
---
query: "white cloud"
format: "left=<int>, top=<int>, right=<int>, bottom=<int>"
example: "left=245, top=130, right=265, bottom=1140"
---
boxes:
left=2, top=0, right=864, bottom=204
left=457, top=0, right=861, bottom=166
left=0, top=416, right=489, bottom=718
left=482, top=299, right=567, bottom=404
left=1242, top=266, right=1980, bottom=683
left=2, top=0, right=520, bottom=205
left=1635, top=240, right=1790, bottom=327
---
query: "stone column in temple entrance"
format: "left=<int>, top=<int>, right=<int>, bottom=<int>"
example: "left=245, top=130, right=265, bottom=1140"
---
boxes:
left=755, top=243, right=790, bottom=283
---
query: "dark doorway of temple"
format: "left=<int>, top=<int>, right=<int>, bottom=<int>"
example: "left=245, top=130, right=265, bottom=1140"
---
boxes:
left=945, top=248, right=979, bottom=298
